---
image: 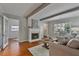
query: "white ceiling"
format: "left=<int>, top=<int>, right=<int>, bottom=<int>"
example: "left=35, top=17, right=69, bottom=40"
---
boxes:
left=43, top=10, right=79, bottom=22
left=0, top=3, right=42, bottom=17
left=0, top=3, right=79, bottom=21
left=30, top=3, right=79, bottom=21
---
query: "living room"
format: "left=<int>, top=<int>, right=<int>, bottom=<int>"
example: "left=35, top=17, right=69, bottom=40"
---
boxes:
left=0, top=3, right=79, bottom=56
left=28, top=3, right=79, bottom=56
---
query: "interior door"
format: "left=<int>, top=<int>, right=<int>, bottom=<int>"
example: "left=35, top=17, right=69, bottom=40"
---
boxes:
left=3, top=16, right=8, bottom=48
left=0, top=16, right=3, bottom=50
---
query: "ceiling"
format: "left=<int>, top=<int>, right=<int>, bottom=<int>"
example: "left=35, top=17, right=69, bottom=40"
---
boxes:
left=0, top=3, right=79, bottom=21
left=0, top=3, right=42, bottom=18
left=30, top=3, right=79, bottom=21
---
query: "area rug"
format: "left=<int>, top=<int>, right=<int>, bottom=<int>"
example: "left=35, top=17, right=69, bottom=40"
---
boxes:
left=28, top=44, right=49, bottom=56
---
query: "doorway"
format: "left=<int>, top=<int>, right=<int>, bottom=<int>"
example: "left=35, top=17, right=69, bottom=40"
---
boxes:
left=8, top=18, right=19, bottom=41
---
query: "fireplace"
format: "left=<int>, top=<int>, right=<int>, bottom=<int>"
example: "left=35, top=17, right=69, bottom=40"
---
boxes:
left=32, top=33, right=39, bottom=40
left=29, top=29, right=41, bottom=42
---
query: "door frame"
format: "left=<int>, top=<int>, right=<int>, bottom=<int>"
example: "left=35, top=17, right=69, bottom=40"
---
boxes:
left=2, top=16, right=8, bottom=49
left=0, top=16, right=3, bottom=51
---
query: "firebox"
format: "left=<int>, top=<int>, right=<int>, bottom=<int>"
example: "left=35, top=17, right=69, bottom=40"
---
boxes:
left=32, top=33, right=39, bottom=40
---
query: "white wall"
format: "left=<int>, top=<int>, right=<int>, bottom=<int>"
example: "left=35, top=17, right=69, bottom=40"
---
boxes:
left=0, top=6, right=4, bottom=15
left=39, top=21, right=48, bottom=38
left=8, top=18, right=19, bottom=39
left=19, top=17, right=28, bottom=42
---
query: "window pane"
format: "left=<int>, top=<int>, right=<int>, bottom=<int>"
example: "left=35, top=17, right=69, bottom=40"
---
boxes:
left=11, top=26, right=19, bottom=31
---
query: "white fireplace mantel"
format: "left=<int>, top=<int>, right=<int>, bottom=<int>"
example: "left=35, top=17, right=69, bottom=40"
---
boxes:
left=29, top=28, right=41, bottom=42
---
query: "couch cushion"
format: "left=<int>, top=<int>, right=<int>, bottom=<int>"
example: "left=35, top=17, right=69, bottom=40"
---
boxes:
left=57, top=38, right=69, bottom=45
left=56, top=36, right=72, bottom=45
left=67, top=39, right=79, bottom=49
left=59, top=39, right=68, bottom=45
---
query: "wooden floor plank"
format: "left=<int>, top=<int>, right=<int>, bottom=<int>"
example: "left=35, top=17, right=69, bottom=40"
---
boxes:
left=0, top=39, right=40, bottom=56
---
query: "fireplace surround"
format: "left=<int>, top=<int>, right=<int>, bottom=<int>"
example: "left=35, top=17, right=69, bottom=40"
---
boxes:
left=29, top=29, right=42, bottom=42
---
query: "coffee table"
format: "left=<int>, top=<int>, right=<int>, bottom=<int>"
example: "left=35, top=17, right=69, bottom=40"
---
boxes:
left=41, top=38, right=50, bottom=49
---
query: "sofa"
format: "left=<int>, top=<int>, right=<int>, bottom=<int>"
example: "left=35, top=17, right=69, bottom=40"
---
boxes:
left=49, top=41, right=79, bottom=56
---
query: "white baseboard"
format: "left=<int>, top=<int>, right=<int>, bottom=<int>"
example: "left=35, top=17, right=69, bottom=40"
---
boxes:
left=29, top=39, right=41, bottom=42
left=19, top=39, right=28, bottom=42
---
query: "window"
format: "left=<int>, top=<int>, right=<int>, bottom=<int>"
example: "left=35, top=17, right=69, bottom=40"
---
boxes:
left=11, top=26, right=19, bottom=31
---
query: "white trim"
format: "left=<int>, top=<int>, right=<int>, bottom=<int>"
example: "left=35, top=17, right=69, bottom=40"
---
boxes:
left=19, top=39, right=27, bottom=42
left=29, top=28, right=42, bottom=42
left=29, top=39, right=41, bottom=42
left=2, top=16, right=9, bottom=49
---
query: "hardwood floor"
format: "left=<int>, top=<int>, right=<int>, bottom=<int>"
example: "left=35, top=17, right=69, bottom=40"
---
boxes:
left=0, top=39, right=40, bottom=56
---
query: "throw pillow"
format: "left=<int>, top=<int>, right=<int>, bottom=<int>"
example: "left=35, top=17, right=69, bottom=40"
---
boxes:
left=67, top=39, right=79, bottom=49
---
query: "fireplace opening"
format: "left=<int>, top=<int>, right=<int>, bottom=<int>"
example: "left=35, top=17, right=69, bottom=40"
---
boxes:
left=32, top=33, right=39, bottom=40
